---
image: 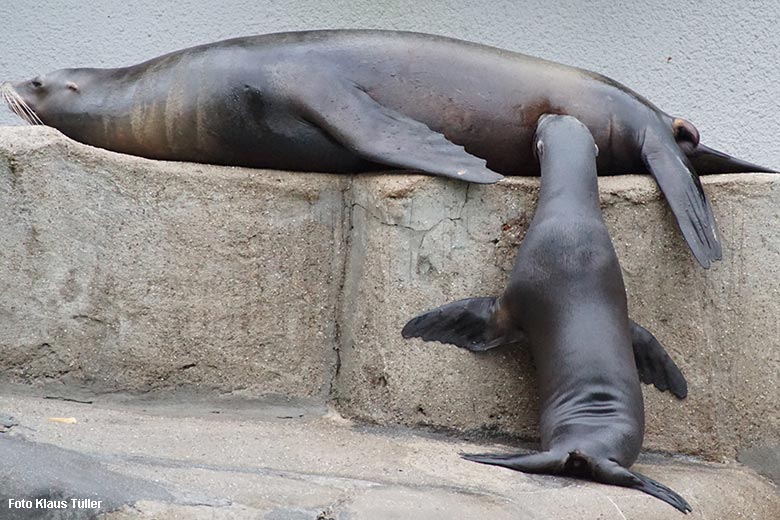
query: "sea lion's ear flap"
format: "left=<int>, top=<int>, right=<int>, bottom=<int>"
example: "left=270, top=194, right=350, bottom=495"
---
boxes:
left=672, top=118, right=699, bottom=147
left=66, top=82, right=79, bottom=92
left=641, top=127, right=721, bottom=268
left=628, top=320, right=687, bottom=399
left=401, top=297, right=525, bottom=352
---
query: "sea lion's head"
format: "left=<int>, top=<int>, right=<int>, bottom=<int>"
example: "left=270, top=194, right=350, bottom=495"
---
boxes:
left=2, top=69, right=98, bottom=130
left=533, top=114, right=599, bottom=161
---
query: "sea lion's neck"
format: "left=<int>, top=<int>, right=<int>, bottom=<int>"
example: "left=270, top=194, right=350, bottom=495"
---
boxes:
left=536, top=154, right=601, bottom=219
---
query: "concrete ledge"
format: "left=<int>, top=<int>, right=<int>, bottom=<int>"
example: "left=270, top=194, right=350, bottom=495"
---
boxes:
left=336, top=172, right=780, bottom=462
left=1, top=126, right=778, bottom=463
left=0, top=127, right=347, bottom=400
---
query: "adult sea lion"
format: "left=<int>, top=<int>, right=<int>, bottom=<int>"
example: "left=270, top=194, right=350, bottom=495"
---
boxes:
left=2, top=30, right=774, bottom=267
left=402, top=115, right=691, bottom=513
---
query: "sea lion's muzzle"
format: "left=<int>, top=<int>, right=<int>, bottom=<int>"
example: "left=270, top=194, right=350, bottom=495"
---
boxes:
left=1, top=82, right=43, bottom=125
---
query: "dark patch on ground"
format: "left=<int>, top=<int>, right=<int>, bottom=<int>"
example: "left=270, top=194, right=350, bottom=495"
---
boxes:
left=0, top=436, right=173, bottom=519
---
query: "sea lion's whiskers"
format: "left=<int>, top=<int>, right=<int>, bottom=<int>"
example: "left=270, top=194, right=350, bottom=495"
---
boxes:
left=2, top=90, right=28, bottom=124
left=0, top=90, right=9, bottom=115
left=1, top=86, right=29, bottom=124
left=1, top=85, right=17, bottom=113
left=15, top=92, right=43, bottom=125
left=0, top=88, right=16, bottom=119
left=11, top=97, right=34, bottom=125
left=21, top=99, right=44, bottom=125
left=2, top=84, right=43, bottom=125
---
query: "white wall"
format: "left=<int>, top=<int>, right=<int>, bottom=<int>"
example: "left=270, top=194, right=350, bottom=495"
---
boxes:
left=1, top=0, right=777, bottom=168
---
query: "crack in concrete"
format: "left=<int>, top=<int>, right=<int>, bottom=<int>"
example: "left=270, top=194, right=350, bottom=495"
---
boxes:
left=71, top=314, right=107, bottom=325
left=43, top=395, right=94, bottom=404
left=348, top=184, right=503, bottom=248
left=325, top=177, right=355, bottom=402
left=351, top=202, right=431, bottom=233
left=327, top=182, right=489, bottom=405
left=351, top=201, right=464, bottom=233
left=460, top=182, right=471, bottom=219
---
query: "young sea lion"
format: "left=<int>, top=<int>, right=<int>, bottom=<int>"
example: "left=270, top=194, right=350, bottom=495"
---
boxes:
left=403, top=114, right=691, bottom=513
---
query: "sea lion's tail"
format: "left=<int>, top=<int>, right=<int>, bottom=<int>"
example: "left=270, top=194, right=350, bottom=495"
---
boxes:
left=401, top=297, right=524, bottom=352
left=462, top=450, right=692, bottom=514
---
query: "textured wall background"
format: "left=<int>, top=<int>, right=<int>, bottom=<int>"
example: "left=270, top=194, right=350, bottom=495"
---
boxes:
left=0, top=1, right=777, bottom=169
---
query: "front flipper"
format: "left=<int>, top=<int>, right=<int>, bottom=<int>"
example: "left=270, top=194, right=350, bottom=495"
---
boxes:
left=295, top=78, right=503, bottom=184
left=629, top=320, right=688, bottom=399
left=401, top=297, right=525, bottom=351
left=642, top=127, right=722, bottom=268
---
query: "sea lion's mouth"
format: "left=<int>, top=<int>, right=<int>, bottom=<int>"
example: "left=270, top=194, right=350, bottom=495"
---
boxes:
left=1, top=83, right=44, bottom=125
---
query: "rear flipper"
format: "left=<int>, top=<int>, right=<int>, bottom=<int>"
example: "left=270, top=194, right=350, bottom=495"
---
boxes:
left=461, top=450, right=566, bottom=474
left=625, top=467, right=692, bottom=514
left=629, top=320, right=688, bottom=399
left=463, top=450, right=692, bottom=514
left=683, top=142, right=777, bottom=175
left=587, top=454, right=692, bottom=513
left=401, top=297, right=525, bottom=351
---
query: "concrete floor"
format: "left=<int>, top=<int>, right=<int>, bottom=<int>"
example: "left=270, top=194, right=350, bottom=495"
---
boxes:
left=0, top=387, right=776, bottom=519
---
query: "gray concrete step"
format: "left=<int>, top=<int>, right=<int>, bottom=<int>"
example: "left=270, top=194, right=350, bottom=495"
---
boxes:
left=0, top=388, right=777, bottom=519
left=1, top=126, right=778, bottom=467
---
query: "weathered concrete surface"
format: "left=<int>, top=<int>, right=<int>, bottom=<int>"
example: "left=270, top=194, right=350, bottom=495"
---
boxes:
left=1, top=126, right=778, bottom=463
left=336, top=173, right=780, bottom=462
left=738, top=444, right=780, bottom=485
left=0, top=126, right=347, bottom=400
left=0, top=390, right=776, bottom=519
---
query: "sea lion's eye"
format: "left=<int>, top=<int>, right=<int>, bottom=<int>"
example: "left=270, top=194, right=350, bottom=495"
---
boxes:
left=31, top=79, right=42, bottom=89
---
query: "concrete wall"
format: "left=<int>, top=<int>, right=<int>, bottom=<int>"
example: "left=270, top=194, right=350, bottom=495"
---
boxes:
left=1, top=126, right=778, bottom=464
left=335, top=171, right=780, bottom=462
left=0, top=1, right=777, bottom=169
left=0, top=127, right=348, bottom=400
